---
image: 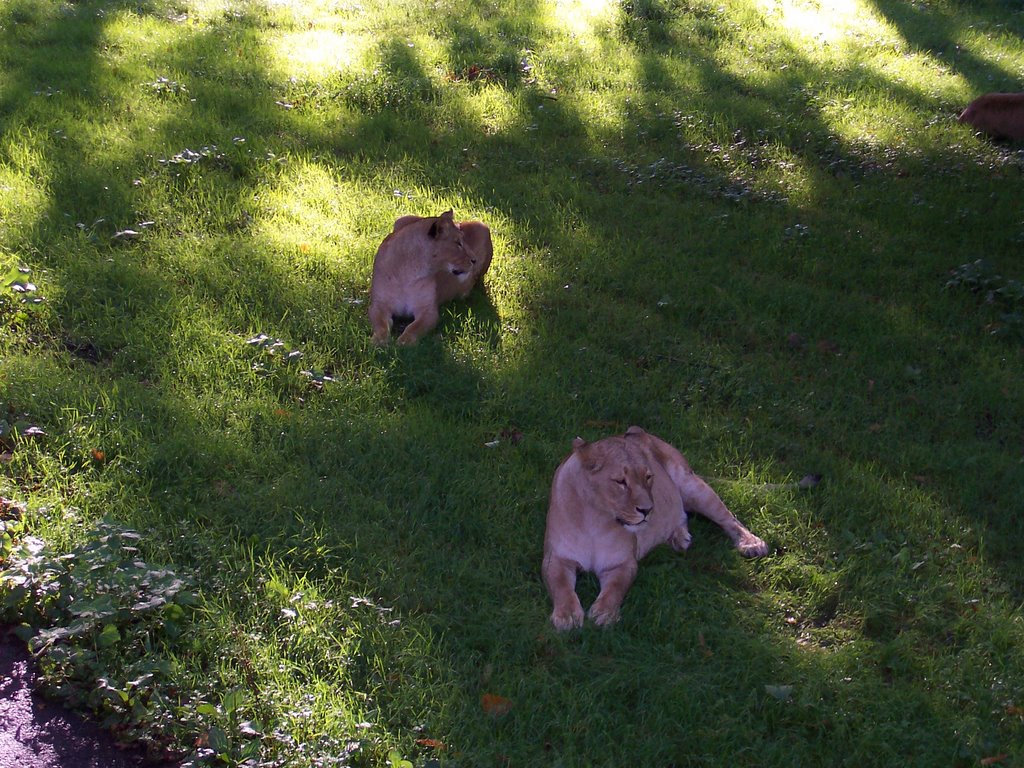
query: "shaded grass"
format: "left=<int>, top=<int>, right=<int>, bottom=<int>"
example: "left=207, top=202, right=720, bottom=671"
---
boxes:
left=2, top=0, right=1024, bottom=765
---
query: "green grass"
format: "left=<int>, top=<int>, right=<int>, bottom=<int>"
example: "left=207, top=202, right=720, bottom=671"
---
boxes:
left=2, top=0, right=1024, bottom=765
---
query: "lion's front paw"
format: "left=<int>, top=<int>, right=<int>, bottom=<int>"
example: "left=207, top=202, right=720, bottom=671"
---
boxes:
left=587, top=601, right=621, bottom=627
left=736, top=532, right=769, bottom=558
left=669, top=526, right=692, bottom=552
left=551, top=605, right=585, bottom=631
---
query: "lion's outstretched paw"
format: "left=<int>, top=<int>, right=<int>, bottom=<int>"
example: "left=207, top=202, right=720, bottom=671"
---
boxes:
left=669, top=526, right=692, bottom=552
left=551, top=606, right=584, bottom=631
left=736, top=532, right=769, bottom=558
left=587, top=602, right=621, bottom=627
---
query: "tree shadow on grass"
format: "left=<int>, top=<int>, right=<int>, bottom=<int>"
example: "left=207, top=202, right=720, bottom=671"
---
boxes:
left=868, top=0, right=1024, bottom=93
left=2, top=0, right=1024, bottom=765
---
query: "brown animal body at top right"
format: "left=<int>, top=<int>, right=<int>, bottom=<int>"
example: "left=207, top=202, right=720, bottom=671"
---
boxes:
left=958, top=92, right=1024, bottom=141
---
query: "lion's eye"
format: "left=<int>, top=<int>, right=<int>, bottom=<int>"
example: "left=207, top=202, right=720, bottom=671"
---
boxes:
left=614, top=478, right=627, bottom=488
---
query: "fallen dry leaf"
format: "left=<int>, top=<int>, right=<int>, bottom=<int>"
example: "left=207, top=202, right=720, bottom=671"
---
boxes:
left=500, top=428, right=524, bottom=445
left=212, top=480, right=235, bottom=498
left=0, top=497, right=27, bottom=515
left=415, top=738, right=446, bottom=750
left=697, top=631, right=713, bottom=659
left=91, top=448, right=106, bottom=462
left=980, top=755, right=1008, bottom=766
left=481, top=693, right=512, bottom=717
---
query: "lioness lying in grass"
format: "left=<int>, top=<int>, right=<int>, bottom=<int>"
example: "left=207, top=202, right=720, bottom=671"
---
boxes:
left=542, top=426, right=769, bottom=630
left=369, top=210, right=492, bottom=345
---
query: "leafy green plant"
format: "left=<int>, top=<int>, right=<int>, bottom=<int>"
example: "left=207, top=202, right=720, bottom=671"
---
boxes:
left=245, top=332, right=337, bottom=390
left=0, top=265, right=45, bottom=329
left=386, top=749, right=414, bottom=768
left=0, top=402, right=46, bottom=461
left=1, top=520, right=198, bottom=756
left=0, top=497, right=27, bottom=568
left=148, top=75, right=189, bottom=99
left=947, top=259, right=1024, bottom=338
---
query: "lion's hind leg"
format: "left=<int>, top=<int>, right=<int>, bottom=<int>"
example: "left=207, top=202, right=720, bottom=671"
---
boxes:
left=626, top=426, right=768, bottom=558
left=679, top=473, right=768, bottom=557
left=369, top=301, right=393, bottom=345
left=395, top=303, right=440, bottom=346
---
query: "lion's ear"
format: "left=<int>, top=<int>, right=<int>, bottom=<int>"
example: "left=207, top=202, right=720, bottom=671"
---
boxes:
left=428, top=210, right=456, bottom=239
left=573, top=440, right=604, bottom=473
left=625, top=425, right=647, bottom=437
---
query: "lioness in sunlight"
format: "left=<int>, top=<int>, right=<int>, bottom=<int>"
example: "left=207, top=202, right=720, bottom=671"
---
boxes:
left=958, top=93, right=1024, bottom=141
left=542, top=426, right=769, bottom=630
left=369, top=210, right=493, bottom=345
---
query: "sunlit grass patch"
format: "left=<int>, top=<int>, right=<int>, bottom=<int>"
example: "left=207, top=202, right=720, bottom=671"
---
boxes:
left=253, top=159, right=471, bottom=279
left=2, top=0, right=1024, bottom=765
left=549, top=0, right=616, bottom=40
left=814, top=87, right=926, bottom=146
left=99, top=7, right=187, bottom=64
left=270, top=29, right=367, bottom=80
left=754, top=0, right=894, bottom=50
left=0, top=162, right=49, bottom=243
left=956, top=27, right=1024, bottom=85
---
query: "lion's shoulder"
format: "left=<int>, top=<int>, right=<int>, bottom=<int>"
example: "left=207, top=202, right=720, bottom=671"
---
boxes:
left=545, top=428, right=689, bottom=562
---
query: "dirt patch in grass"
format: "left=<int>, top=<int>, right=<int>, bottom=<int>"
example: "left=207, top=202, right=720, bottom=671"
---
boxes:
left=0, top=627, right=177, bottom=768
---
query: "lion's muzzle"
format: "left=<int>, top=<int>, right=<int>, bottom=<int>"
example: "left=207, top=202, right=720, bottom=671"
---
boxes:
left=616, top=506, right=651, bottom=527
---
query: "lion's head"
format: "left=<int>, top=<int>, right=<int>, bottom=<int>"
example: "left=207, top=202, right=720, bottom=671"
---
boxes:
left=571, top=434, right=656, bottom=528
left=422, top=209, right=476, bottom=280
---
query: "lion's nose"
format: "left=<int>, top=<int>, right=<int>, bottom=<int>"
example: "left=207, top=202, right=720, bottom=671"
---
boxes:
left=635, top=505, right=651, bottom=519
